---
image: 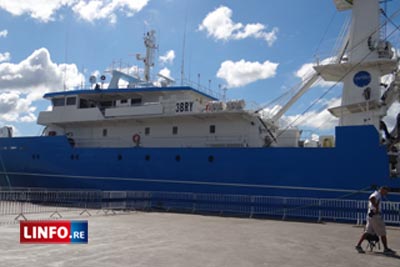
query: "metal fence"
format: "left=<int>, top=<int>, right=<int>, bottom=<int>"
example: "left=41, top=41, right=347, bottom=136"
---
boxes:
left=0, top=190, right=399, bottom=225
left=0, top=190, right=103, bottom=223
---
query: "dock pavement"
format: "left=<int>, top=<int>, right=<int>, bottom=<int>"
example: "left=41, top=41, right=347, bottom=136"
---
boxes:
left=0, top=211, right=399, bottom=267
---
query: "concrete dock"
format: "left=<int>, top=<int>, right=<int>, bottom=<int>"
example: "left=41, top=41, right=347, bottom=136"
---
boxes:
left=0, top=212, right=399, bottom=267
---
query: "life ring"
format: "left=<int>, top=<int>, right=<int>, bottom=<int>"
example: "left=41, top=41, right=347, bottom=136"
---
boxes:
left=132, top=134, right=141, bottom=145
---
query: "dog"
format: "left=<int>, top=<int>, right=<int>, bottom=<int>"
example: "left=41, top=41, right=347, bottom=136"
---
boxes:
left=365, top=233, right=380, bottom=251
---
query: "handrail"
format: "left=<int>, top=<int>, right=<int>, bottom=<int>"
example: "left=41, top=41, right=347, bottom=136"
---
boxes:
left=1, top=190, right=399, bottom=225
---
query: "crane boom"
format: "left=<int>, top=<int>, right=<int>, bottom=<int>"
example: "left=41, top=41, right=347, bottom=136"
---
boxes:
left=271, top=73, right=320, bottom=123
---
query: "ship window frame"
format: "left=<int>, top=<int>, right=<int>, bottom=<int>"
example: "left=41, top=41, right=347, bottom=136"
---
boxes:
left=209, top=125, right=216, bottom=134
left=102, top=129, right=108, bottom=137
left=79, top=99, right=89, bottom=108
left=52, top=98, right=65, bottom=107
left=145, top=127, right=150, bottom=136
left=100, top=101, right=114, bottom=108
left=131, top=98, right=142, bottom=105
left=172, top=126, right=178, bottom=135
left=66, top=97, right=77, bottom=106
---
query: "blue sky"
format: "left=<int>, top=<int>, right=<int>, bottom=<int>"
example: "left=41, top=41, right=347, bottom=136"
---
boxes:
left=0, top=0, right=399, bottom=138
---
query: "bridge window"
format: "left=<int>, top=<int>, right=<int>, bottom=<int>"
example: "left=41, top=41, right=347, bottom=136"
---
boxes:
left=131, top=98, right=142, bottom=105
left=79, top=99, right=89, bottom=108
left=100, top=101, right=113, bottom=108
left=66, top=97, right=76, bottom=106
left=52, top=98, right=65, bottom=107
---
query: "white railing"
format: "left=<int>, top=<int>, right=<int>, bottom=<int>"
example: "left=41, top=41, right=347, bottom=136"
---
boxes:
left=182, top=79, right=223, bottom=100
left=0, top=190, right=399, bottom=226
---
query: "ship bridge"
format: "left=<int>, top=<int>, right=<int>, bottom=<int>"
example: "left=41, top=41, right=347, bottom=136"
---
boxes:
left=39, top=86, right=217, bottom=125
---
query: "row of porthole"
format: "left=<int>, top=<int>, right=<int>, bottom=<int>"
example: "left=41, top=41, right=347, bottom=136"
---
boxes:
left=117, top=154, right=215, bottom=162
left=32, top=154, right=216, bottom=163
left=33, top=154, right=78, bottom=160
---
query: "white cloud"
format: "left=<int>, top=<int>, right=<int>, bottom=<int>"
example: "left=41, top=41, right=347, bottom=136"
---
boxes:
left=91, top=70, right=101, bottom=78
left=0, top=0, right=149, bottom=23
left=261, top=98, right=340, bottom=131
left=159, top=50, right=175, bottom=65
left=0, top=52, right=10, bottom=62
left=0, top=47, right=84, bottom=122
left=72, top=0, right=149, bottom=24
left=296, top=57, right=336, bottom=88
left=0, top=47, right=83, bottom=94
left=259, top=104, right=282, bottom=119
left=0, top=91, right=36, bottom=122
left=217, top=59, right=278, bottom=88
left=0, top=0, right=76, bottom=22
left=19, top=113, right=37, bottom=122
left=199, top=6, right=278, bottom=46
left=282, top=98, right=340, bottom=130
left=0, top=91, right=21, bottom=118
left=0, top=29, right=8, bottom=38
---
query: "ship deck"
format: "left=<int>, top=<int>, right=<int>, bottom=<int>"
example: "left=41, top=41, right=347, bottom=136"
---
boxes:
left=1, top=211, right=400, bottom=267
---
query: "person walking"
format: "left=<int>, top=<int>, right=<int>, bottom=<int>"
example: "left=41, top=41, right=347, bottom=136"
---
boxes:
left=355, top=186, right=396, bottom=254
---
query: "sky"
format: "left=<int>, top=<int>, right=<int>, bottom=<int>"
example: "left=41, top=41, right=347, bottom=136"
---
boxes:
left=0, top=0, right=400, bottom=138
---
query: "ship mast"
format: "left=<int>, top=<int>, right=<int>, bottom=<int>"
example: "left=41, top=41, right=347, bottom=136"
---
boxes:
left=136, top=30, right=158, bottom=83
left=316, top=0, right=397, bottom=131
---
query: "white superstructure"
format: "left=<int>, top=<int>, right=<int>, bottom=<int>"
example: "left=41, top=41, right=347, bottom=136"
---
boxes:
left=38, top=85, right=284, bottom=148
left=37, top=27, right=299, bottom=149
left=37, top=0, right=400, bottom=155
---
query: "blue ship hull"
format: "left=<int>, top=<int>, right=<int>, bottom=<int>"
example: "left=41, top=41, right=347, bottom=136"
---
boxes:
left=0, top=126, right=398, bottom=200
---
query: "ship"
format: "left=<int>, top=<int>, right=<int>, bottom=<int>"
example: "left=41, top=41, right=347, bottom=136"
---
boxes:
left=0, top=0, right=399, bottom=200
